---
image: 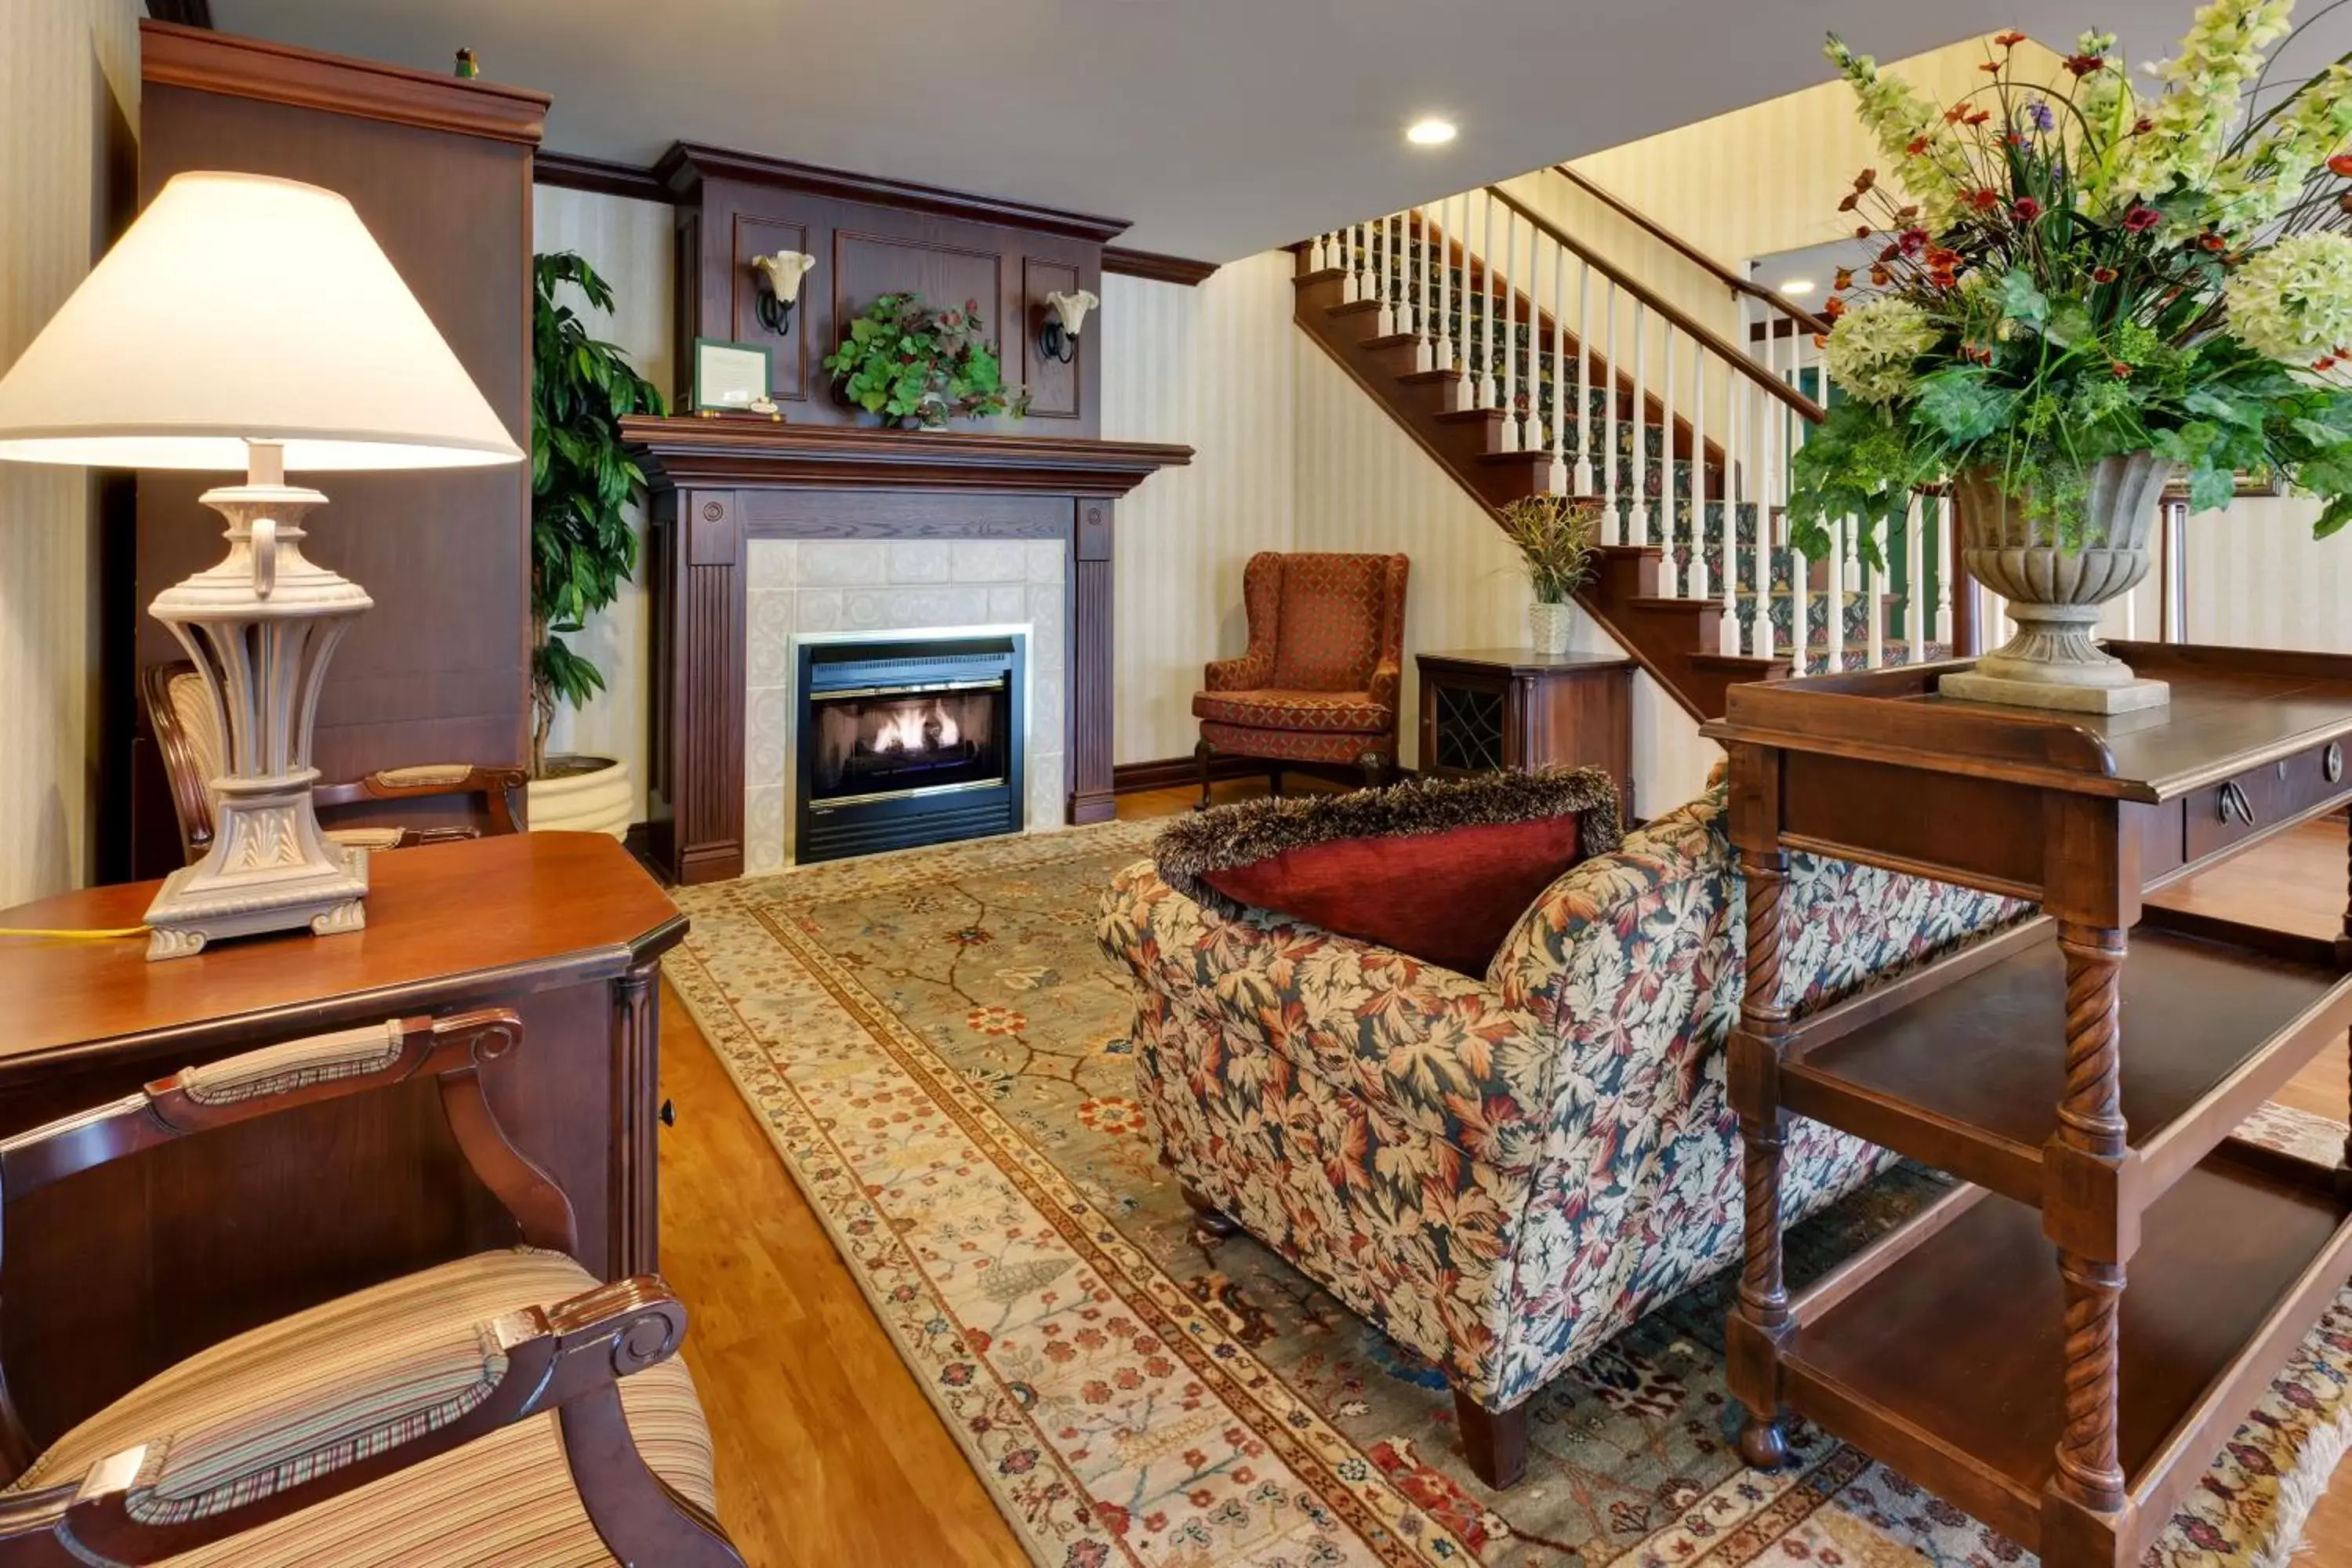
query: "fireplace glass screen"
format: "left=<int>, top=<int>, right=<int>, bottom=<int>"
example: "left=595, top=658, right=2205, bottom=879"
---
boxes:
left=807, top=681, right=1007, bottom=804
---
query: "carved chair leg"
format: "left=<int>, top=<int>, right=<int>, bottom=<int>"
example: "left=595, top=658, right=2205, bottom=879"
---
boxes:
left=1268, top=765, right=1283, bottom=798
left=1193, top=738, right=1215, bottom=812
left=1451, top=1386, right=1528, bottom=1490
left=559, top=1383, right=745, bottom=1568
left=1181, top=1183, right=1241, bottom=1239
left=1359, top=752, right=1387, bottom=792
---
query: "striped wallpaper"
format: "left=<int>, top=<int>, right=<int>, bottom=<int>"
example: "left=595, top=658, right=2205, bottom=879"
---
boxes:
left=0, top=0, right=139, bottom=904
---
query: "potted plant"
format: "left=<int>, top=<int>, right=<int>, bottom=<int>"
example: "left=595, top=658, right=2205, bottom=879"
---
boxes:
left=1789, top=4, right=2352, bottom=710
left=821, top=292, right=1029, bottom=429
left=1497, top=494, right=1602, bottom=652
left=527, top=250, right=663, bottom=837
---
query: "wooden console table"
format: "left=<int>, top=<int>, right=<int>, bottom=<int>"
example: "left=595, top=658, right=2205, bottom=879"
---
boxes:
left=1414, top=648, right=1634, bottom=820
left=0, top=832, right=682, bottom=1450
left=1703, top=642, right=2352, bottom=1568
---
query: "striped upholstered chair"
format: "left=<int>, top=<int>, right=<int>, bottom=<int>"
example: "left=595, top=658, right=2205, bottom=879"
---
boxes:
left=0, top=1010, right=741, bottom=1567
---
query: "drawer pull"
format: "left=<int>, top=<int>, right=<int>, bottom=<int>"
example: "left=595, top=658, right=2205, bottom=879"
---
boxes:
left=2328, top=742, right=2344, bottom=784
left=2219, top=780, right=2255, bottom=826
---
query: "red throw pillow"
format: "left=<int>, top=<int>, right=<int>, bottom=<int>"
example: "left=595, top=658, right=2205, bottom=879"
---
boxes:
left=1202, top=811, right=1590, bottom=977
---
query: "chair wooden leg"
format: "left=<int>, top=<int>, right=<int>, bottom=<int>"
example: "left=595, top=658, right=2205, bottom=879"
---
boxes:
left=1268, top=765, right=1283, bottom=797
left=1359, top=752, right=1387, bottom=792
left=560, top=1382, right=745, bottom=1567
left=1181, top=1182, right=1241, bottom=1238
left=1452, top=1385, right=1528, bottom=1489
left=1192, top=738, right=1214, bottom=811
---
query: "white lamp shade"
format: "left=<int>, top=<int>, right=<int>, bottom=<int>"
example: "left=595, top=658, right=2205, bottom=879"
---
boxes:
left=1046, top=288, right=1098, bottom=339
left=0, top=171, right=522, bottom=472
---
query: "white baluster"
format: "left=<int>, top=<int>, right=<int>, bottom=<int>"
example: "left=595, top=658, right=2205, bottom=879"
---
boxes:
left=1825, top=514, right=1845, bottom=672
left=1905, top=491, right=1926, bottom=663
left=1721, top=343, right=1741, bottom=654
left=1749, top=381, right=1773, bottom=660
left=1601, top=282, right=1621, bottom=545
left=1343, top=222, right=1363, bottom=303
left=1777, top=334, right=1802, bottom=673
left=1629, top=301, right=1649, bottom=546
left=1395, top=213, right=1411, bottom=339
left=1547, top=237, right=1568, bottom=494
left=1477, top=192, right=1497, bottom=408
left=1500, top=205, right=1518, bottom=441
left=1448, top=196, right=1469, bottom=408
left=1690, top=350, right=1709, bottom=601
left=1371, top=214, right=1390, bottom=335
left=1573, top=259, right=1594, bottom=495
left=1935, top=492, right=1955, bottom=648
left=1658, top=325, right=1679, bottom=594
left=1415, top=208, right=1436, bottom=372
left=1519, top=217, right=1538, bottom=452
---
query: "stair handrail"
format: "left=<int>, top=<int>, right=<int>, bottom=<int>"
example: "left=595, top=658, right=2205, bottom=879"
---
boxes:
left=1548, top=164, right=1831, bottom=336
left=1484, top=184, right=1827, bottom=426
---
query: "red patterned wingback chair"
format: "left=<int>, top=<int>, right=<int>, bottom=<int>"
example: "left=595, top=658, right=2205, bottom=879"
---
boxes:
left=1192, top=551, right=1409, bottom=804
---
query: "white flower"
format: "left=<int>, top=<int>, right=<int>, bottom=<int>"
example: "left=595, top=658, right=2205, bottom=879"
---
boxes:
left=2118, top=0, right=2296, bottom=204
left=2209, top=63, right=2352, bottom=239
left=2225, top=232, right=2352, bottom=363
left=1823, top=297, right=1940, bottom=405
left=1825, top=37, right=1968, bottom=230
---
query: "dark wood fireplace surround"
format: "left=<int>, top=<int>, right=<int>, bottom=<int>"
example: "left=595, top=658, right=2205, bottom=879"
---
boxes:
left=633, top=147, right=1190, bottom=884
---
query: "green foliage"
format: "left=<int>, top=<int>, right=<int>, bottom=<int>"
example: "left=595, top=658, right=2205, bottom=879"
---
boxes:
left=819, top=292, right=1030, bottom=426
left=530, top=251, right=663, bottom=777
left=1791, top=24, right=2352, bottom=564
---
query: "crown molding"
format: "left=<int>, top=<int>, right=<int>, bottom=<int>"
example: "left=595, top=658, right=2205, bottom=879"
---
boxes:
left=655, top=143, right=1128, bottom=245
left=1102, top=246, right=1219, bottom=287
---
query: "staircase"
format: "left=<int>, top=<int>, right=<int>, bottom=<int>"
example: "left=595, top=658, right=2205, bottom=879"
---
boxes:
left=1292, top=171, right=1964, bottom=723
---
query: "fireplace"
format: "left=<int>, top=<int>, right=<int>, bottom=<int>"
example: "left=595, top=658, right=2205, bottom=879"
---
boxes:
left=795, top=631, right=1026, bottom=863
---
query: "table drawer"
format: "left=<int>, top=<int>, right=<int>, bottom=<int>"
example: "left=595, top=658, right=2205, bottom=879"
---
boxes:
left=2184, top=739, right=2352, bottom=861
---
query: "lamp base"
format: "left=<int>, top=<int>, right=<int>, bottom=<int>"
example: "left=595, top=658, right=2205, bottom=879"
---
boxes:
left=142, top=448, right=375, bottom=961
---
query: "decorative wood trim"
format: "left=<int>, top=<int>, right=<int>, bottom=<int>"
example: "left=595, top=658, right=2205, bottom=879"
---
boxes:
left=139, top=20, right=549, bottom=147
left=656, top=142, right=1129, bottom=243
left=536, top=151, right=670, bottom=205
left=1102, top=246, right=1220, bottom=287
left=609, top=959, right=660, bottom=1278
left=622, top=416, right=1190, bottom=495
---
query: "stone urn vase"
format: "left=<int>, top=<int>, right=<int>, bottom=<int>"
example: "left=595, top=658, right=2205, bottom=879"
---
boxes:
left=1938, top=452, right=2174, bottom=714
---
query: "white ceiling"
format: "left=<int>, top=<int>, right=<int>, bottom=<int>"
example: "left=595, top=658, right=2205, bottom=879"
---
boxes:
left=206, top=1, right=2316, bottom=263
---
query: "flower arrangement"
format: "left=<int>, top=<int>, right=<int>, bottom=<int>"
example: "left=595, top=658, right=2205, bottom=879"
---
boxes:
left=1497, top=493, right=1603, bottom=602
left=1788, top=2, right=2352, bottom=564
left=821, top=292, right=1029, bottom=428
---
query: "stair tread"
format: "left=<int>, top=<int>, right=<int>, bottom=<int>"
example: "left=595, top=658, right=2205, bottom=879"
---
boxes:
left=1363, top=332, right=1419, bottom=350
left=1434, top=407, right=1504, bottom=426
left=1326, top=299, right=1382, bottom=318
left=1397, top=368, right=1461, bottom=386
left=1478, top=449, right=1556, bottom=466
left=1628, top=596, right=1721, bottom=615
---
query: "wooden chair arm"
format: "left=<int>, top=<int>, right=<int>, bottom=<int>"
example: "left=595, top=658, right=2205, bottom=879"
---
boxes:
left=312, top=764, right=530, bottom=836
left=0, top=1277, right=692, bottom=1567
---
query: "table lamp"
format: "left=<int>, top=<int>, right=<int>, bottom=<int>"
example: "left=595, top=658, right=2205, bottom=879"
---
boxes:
left=0, top=171, right=522, bottom=960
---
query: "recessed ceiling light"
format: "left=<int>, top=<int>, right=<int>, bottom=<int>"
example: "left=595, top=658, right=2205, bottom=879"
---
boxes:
left=1406, top=118, right=1458, bottom=147
left=1780, top=278, right=1817, bottom=295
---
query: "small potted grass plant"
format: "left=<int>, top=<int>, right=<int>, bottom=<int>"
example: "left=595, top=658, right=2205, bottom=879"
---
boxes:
left=1497, top=494, right=1602, bottom=653
left=1791, top=3, right=2352, bottom=709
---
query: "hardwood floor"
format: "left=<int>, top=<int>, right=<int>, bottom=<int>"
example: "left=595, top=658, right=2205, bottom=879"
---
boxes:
left=659, top=796, right=2352, bottom=1566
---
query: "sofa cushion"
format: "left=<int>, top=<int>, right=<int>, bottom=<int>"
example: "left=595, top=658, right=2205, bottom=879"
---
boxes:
left=1153, top=768, right=1621, bottom=975
left=1191, top=688, right=1393, bottom=734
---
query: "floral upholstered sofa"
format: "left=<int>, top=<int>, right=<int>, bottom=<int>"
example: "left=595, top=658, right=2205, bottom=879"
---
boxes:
left=1096, top=771, right=2020, bottom=1488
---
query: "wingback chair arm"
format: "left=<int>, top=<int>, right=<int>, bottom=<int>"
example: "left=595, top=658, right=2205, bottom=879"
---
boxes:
left=0, top=1276, right=722, bottom=1567
left=1203, top=650, right=1275, bottom=692
left=1367, top=655, right=1402, bottom=713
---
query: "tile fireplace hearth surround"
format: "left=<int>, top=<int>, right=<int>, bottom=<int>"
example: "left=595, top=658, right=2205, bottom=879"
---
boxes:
left=746, top=536, right=1058, bottom=872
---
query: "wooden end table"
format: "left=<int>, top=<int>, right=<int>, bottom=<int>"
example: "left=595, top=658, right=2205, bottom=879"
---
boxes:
left=1415, top=648, right=1635, bottom=820
left=1700, top=642, right=2352, bottom=1567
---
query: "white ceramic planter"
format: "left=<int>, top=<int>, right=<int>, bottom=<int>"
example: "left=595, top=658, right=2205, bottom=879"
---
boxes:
left=527, top=755, right=632, bottom=839
left=1528, top=601, right=1575, bottom=655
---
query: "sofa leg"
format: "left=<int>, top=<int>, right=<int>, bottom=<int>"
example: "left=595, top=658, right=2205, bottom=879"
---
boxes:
left=1192, top=738, right=1215, bottom=811
left=1180, top=1184, right=1241, bottom=1238
left=1452, top=1386, right=1528, bottom=1489
left=1359, top=752, right=1387, bottom=792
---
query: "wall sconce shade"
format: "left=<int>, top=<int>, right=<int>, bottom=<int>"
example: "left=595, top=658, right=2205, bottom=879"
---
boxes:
left=1038, top=288, right=1098, bottom=365
left=752, top=251, right=816, bottom=336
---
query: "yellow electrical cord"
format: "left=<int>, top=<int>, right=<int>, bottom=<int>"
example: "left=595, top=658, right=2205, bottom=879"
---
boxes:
left=0, top=926, right=148, bottom=941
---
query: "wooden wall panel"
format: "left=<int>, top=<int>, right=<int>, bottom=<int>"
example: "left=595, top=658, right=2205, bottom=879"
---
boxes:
left=1023, top=257, right=1082, bottom=419
left=122, top=27, right=543, bottom=877
left=731, top=213, right=811, bottom=402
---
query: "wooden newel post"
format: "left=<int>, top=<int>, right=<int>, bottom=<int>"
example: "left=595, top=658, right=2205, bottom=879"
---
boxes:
left=1949, top=494, right=1980, bottom=659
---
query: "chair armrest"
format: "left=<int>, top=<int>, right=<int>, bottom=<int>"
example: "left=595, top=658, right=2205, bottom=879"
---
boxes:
left=0, top=1011, right=523, bottom=1201
left=0, top=1276, right=688, bottom=1566
left=1366, top=655, right=1402, bottom=713
left=1203, top=648, right=1273, bottom=692
left=313, top=764, right=530, bottom=836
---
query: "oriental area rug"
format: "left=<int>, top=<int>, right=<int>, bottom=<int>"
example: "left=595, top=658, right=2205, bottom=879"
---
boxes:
left=666, top=822, right=2352, bottom=1568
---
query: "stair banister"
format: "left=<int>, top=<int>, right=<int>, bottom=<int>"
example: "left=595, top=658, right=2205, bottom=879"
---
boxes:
left=1550, top=162, right=1831, bottom=336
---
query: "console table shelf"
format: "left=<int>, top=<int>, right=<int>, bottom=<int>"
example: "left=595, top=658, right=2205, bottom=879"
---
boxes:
left=1701, top=641, right=2352, bottom=1568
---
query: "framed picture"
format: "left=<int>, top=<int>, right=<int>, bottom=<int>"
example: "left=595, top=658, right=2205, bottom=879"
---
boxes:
left=691, top=337, right=772, bottom=413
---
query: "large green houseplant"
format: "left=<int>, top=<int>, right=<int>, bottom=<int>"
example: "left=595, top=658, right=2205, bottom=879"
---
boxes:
left=529, top=251, right=663, bottom=828
left=822, top=292, right=1029, bottom=428
left=1790, top=2, right=2352, bottom=707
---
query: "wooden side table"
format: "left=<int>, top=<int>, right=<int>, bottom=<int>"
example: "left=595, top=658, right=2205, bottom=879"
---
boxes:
left=1415, top=648, right=1635, bottom=820
left=0, top=831, right=683, bottom=1451
left=1702, top=642, right=2352, bottom=1568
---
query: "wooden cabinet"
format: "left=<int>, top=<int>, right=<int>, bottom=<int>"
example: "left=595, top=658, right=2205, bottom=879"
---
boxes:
left=1704, top=641, right=2352, bottom=1568
left=1415, top=649, right=1635, bottom=821
left=0, top=833, right=679, bottom=1453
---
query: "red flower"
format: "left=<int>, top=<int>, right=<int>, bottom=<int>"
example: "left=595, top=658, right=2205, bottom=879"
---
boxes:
left=1907, top=136, right=1931, bottom=156
left=1980, top=60, right=2002, bottom=73
left=2111, top=361, right=2132, bottom=378
left=1854, top=167, right=1878, bottom=191
left=2318, top=355, right=2340, bottom=372
left=2012, top=197, right=2042, bottom=222
left=1965, top=109, right=1992, bottom=126
left=2199, top=231, right=2227, bottom=252
left=1968, top=187, right=2002, bottom=212
left=2065, top=52, right=2105, bottom=75
left=1899, top=227, right=1930, bottom=255
left=1869, top=264, right=1892, bottom=286
left=1855, top=224, right=1874, bottom=239
left=1898, top=204, right=1920, bottom=219
left=2007, top=132, right=2031, bottom=147
left=1838, top=192, right=1860, bottom=212
left=1812, top=332, right=1831, bottom=349
left=1833, top=267, right=1854, bottom=290
left=1994, top=29, right=2028, bottom=46
left=2124, top=205, right=2162, bottom=231
left=1961, top=343, right=1993, bottom=365
left=2133, top=117, right=2155, bottom=134
left=2331, top=153, right=2352, bottom=177
left=1822, top=296, right=1847, bottom=321
left=2092, top=266, right=2118, bottom=283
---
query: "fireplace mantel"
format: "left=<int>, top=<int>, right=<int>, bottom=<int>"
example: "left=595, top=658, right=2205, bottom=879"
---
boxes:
left=624, top=416, right=1191, bottom=884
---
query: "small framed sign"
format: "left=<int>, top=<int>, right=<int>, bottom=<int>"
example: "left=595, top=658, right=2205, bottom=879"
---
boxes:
left=691, top=337, right=773, bottom=414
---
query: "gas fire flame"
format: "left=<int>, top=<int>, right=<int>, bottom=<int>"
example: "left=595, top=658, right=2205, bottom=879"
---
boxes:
left=870, top=701, right=960, bottom=753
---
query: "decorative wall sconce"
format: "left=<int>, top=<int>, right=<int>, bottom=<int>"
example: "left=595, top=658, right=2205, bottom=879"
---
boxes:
left=1038, top=288, right=1098, bottom=364
left=750, top=251, right=815, bottom=336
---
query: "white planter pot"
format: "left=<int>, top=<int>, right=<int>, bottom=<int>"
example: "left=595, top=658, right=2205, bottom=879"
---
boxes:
left=1528, top=601, right=1575, bottom=655
left=528, top=755, right=632, bottom=839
